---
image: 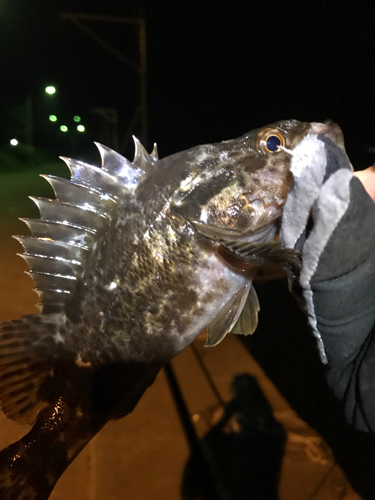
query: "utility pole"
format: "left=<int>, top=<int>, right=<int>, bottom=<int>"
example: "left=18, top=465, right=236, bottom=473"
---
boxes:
left=138, top=17, right=147, bottom=147
left=60, top=13, right=148, bottom=152
left=91, top=108, right=119, bottom=151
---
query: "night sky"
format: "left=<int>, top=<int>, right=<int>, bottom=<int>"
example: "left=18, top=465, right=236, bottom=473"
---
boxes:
left=1, top=0, right=375, bottom=167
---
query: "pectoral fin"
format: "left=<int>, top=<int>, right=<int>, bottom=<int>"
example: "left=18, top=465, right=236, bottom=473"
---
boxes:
left=232, top=285, right=260, bottom=335
left=219, top=240, right=300, bottom=267
left=186, top=217, right=300, bottom=268
left=186, top=218, right=244, bottom=240
left=205, top=285, right=250, bottom=347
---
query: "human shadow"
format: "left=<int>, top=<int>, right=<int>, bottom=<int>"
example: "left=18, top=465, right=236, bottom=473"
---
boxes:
left=181, top=374, right=286, bottom=500
left=242, top=278, right=375, bottom=499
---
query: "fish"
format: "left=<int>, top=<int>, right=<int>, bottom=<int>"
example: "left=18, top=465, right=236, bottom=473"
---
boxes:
left=0, top=119, right=342, bottom=499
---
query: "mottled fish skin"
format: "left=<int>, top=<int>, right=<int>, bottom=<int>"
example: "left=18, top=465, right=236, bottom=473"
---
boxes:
left=0, top=119, right=345, bottom=499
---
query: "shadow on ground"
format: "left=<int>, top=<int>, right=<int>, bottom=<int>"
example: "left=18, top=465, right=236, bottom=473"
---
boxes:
left=242, top=279, right=375, bottom=500
left=182, top=374, right=286, bottom=500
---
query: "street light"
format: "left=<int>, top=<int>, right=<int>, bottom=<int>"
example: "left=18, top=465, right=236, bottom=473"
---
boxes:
left=10, top=138, right=18, bottom=146
left=45, top=86, right=56, bottom=95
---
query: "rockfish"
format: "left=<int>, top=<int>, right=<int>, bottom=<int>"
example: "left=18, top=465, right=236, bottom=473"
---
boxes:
left=0, top=119, right=343, bottom=499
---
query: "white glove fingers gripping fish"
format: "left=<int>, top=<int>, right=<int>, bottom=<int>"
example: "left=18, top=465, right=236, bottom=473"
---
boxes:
left=0, top=119, right=340, bottom=499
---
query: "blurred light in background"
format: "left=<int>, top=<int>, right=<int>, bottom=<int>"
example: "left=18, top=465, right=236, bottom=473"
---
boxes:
left=49, top=115, right=58, bottom=122
left=73, top=115, right=81, bottom=123
left=10, top=138, right=19, bottom=146
left=77, top=125, right=85, bottom=132
left=45, top=86, right=56, bottom=95
left=60, top=125, right=68, bottom=132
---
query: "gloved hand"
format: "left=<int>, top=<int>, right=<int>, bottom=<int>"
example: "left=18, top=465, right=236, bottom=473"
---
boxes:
left=280, top=133, right=375, bottom=433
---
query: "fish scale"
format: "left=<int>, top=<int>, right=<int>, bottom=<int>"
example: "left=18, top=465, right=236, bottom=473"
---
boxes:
left=0, top=120, right=347, bottom=499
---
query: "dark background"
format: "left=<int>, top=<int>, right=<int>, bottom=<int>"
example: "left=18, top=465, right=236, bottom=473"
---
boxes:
left=1, top=1, right=375, bottom=498
left=1, top=0, right=375, bottom=167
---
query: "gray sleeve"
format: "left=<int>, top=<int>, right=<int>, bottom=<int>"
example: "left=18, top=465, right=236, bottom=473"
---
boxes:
left=310, top=178, right=375, bottom=432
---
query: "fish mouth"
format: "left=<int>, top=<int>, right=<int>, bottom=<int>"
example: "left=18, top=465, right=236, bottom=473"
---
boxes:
left=309, top=121, right=347, bottom=153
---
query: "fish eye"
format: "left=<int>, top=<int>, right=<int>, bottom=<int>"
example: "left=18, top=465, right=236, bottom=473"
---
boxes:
left=259, top=131, right=285, bottom=153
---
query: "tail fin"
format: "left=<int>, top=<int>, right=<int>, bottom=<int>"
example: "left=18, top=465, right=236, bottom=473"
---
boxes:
left=0, top=316, right=162, bottom=499
left=0, top=315, right=63, bottom=425
left=0, top=314, right=74, bottom=500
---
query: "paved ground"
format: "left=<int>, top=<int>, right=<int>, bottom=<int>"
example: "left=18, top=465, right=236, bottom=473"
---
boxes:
left=0, top=169, right=362, bottom=499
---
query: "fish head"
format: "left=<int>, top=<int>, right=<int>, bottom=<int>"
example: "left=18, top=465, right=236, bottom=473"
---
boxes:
left=171, top=119, right=342, bottom=239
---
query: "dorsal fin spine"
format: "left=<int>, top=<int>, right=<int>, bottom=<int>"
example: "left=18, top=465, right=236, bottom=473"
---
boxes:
left=60, top=157, right=124, bottom=197
left=29, top=196, right=106, bottom=217
left=150, top=143, right=159, bottom=162
left=17, top=252, right=83, bottom=268
left=26, top=271, right=77, bottom=294
left=21, top=218, right=97, bottom=235
left=132, top=136, right=155, bottom=170
left=28, top=197, right=108, bottom=233
left=28, top=271, right=76, bottom=280
left=94, top=142, right=145, bottom=190
left=17, top=254, right=82, bottom=283
left=95, top=142, right=136, bottom=170
left=13, top=236, right=85, bottom=265
left=40, top=175, right=118, bottom=211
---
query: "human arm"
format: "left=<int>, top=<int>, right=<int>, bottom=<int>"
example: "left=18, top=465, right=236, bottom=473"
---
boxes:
left=280, top=135, right=375, bottom=433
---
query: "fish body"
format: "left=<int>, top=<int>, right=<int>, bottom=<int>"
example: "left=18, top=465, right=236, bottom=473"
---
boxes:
left=0, top=119, right=342, bottom=499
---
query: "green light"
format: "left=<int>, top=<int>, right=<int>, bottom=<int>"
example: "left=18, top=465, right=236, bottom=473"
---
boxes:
left=45, top=86, right=56, bottom=95
left=77, top=125, right=85, bottom=132
left=73, top=115, right=81, bottom=123
left=49, top=115, right=57, bottom=122
left=60, top=125, right=68, bottom=132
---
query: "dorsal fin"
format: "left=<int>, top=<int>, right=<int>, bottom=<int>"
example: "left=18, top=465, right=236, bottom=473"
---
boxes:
left=15, top=140, right=158, bottom=313
left=150, top=143, right=159, bottom=162
left=132, top=136, right=158, bottom=170
left=94, top=142, right=145, bottom=190
left=40, top=175, right=118, bottom=214
left=61, top=157, right=123, bottom=196
left=15, top=147, right=139, bottom=314
left=20, top=218, right=96, bottom=248
left=29, top=197, right=108, bottom=230
left=14, top=234, right=86, bottom=313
